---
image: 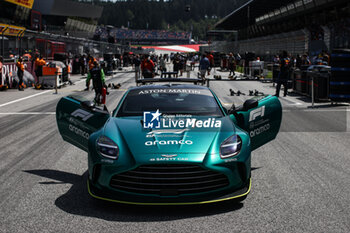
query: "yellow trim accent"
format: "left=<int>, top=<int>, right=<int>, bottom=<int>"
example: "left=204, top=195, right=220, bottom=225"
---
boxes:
left=87, top=178, right=251, bottom=205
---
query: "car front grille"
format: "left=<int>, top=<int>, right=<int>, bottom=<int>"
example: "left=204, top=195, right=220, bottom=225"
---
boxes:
left=110, top=164, right=229, bottom=196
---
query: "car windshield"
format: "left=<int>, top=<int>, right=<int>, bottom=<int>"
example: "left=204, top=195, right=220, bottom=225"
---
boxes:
left=116, top=87, right=223, bottom=117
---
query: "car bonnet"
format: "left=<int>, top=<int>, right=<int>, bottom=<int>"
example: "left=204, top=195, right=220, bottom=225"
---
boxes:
left=103, top=115, right=236, bottom=163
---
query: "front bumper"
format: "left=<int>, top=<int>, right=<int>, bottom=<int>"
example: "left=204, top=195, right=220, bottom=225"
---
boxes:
left=87, top=177, right=251, bottom=205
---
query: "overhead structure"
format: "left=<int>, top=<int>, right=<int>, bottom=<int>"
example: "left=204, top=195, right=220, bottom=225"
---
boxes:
left=215, top=0, right=348, bottom=31
left=33, top=0, right=103, bottom=19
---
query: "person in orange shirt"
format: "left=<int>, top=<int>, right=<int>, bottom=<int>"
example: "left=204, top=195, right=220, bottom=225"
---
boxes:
left=88, top=55, right=97, bottom=71
left=16, top=57, right=25, bottom=91
left=84, top=55, right=97, bottom=90
left=35, top=55, right=46, bottom=79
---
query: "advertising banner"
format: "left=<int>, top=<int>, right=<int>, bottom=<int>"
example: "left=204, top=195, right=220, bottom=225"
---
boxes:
left=1, top=61, right=36, bottom=87
left=5, top=0, right=34, bottom=9
left=0, top=23, right=26, bottom=37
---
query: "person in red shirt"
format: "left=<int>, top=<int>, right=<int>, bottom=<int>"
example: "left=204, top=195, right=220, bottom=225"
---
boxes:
left=206, top=52, right=214, bottom=75
left=16, top=57, right=25, bottom=91
left=141, top=55, right=155, bottom=79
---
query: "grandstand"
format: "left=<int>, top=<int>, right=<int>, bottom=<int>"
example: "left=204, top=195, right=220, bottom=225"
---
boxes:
left=94, top=27, right=192, bottom=45
left=213, top=0, right=349, bottom=58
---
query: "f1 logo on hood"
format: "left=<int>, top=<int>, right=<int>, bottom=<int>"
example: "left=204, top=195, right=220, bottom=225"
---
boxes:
left=71, top=109, right=93, bottom=121
left=249, top=106, right=265, bottom=122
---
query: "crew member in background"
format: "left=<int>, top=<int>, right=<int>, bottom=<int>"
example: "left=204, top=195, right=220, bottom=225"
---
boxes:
left=16, top=57, right=25, bottom=91
left=35, top=55, right=46, bottom=82
left=141, top=55, right=155, bottom=79
left=301, top=54, right=311, bottom=66
left=275, top=51, right=291, bottom=97
left=85, top=55, right=97, bottom=90
left=228, top=53, right=236, bottom=77
left=133, top=54, right=141, bottom=81
left=88, top=55, right=97, bottom=71
left=86, top=61, right=106, bottom=104
left=206, top=52, right=214, bottom=75
left=80, top=54, right=87, bottom=75
left=159, top=55, right=166, bottom=73
left=172, top=55, right=180, bottom=78
left=199, top=54, right=210, bottom=82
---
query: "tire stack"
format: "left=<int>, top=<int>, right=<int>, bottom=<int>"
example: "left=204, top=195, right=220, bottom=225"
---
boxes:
left=330, top=49, right=350, bottom=102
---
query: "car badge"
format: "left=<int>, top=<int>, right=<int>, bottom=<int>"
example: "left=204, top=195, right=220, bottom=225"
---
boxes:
left=161, top=154, right=178, bottom=158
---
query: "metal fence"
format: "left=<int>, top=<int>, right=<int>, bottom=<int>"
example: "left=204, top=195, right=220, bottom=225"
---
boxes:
left=1, top=29, right=128, bottom=59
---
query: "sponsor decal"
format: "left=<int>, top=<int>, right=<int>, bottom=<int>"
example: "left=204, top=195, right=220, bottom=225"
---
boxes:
left=150, top=157, right=189, bottom=162
left=146, top=129, right=189, bottom=138
left=249, top=118, right=270, bottom=130
left=250, top=123, right=270, bottom=138
left=138, top=89, right=201, bottom=95
left=71, top=109, right=93, bottom=121
left=145, top=140, right=193, bottom=146
left=68, top=117, right=90, bottom=131
left=249, top=106, right=265, bottom=122
left=143, top=109, right=162, bottom=129
left=143, top=110, right=221, bottom=129
left=69, top=124, right=90, bottom=139
left=162, top=118, right=221, bottom=128
left=163, top=114, right=192, bottom=118
left=161, top=154, right=178, bottom=158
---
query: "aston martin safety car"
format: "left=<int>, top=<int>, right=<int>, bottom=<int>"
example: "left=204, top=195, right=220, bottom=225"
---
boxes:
left=56, top=84, right=282, bottom=205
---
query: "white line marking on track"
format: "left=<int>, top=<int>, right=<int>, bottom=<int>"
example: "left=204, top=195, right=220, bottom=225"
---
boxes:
left=0, top=90, right=52, bottom=108
left=283, top=109, right=350, bottom=112
left=280, top=98, right=302, bottom=106
left=0, top=112, right=56, bottom=115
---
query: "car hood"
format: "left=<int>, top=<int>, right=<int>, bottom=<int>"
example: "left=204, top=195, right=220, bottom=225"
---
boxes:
left=104, top=116, right=236, bottom=163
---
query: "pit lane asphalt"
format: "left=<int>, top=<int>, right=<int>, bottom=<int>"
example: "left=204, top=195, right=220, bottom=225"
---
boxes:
left=0, top=67, right=349, bottom=233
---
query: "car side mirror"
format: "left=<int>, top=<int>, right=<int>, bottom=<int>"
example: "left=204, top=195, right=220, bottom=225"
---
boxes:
left=243, top=99, right=258, bottom=111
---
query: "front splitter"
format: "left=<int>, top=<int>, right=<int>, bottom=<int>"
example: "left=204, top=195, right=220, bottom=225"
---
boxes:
left=87, top=178, right=251, bottom=205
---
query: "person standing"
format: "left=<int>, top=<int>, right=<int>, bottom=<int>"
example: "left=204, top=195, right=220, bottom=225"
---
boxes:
left=173, top=55, right=180, bottom=78
left=199, top=54, right=210, bottom=81
left=88, top=55, right=97, bottom=71
left=16, top=57, right=25, bottom=91
left=86, top=61, right=106, bottom=104
left=85, top=55, right=97, bottom=90
left=141, top=55, right=155, bottom=79
left=275, top=51, right=291, bottom=97
left=190, top=55, right=196, bottom=71
left=228, top=53, right=236, bottom=77
left=133, top=55, right=141, bottom=81
left=35, top=55, right=46, bottom=83
left=206, top=52, right=214, bottom=75
left=80, top=55, right=87, bottom=75
left=179, top=55, right=185, bottom=77
left=159, top=55, right=166, bottom=73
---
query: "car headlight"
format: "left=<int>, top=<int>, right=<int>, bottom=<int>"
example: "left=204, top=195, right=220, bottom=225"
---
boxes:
left=96, top=136, right=119, bottom=160
left=220, top=135, right=242, bottom=159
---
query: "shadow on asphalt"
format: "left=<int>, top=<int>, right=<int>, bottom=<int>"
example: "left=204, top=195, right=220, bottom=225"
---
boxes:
left=24, top=169, right=245, bottom=222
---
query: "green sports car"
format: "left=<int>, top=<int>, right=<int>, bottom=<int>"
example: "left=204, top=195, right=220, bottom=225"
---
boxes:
left=56, top=84, right=282, bottom=205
